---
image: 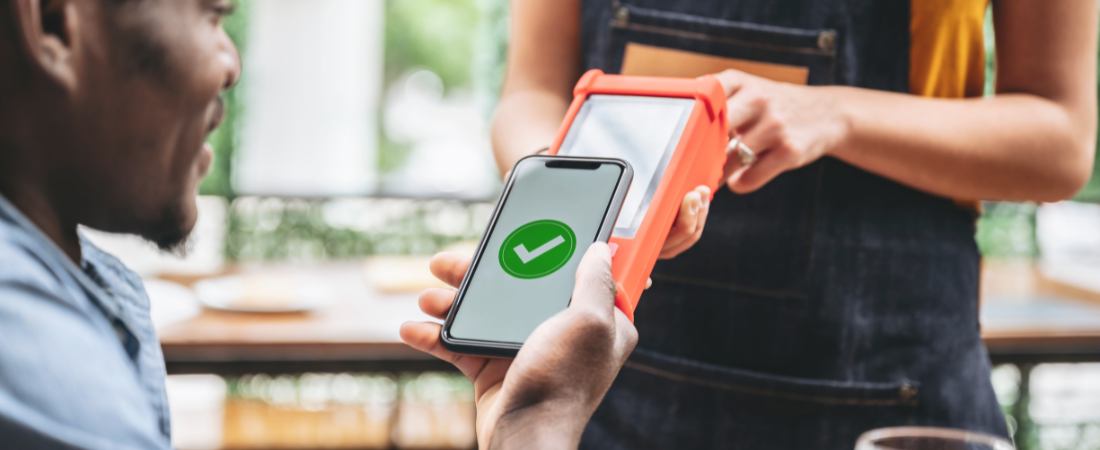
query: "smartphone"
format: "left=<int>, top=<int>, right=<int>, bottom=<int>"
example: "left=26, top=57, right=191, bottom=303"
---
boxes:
left=440, top=156, right=633, bottom=357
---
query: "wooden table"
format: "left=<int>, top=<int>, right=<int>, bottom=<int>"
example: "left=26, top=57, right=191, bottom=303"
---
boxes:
left=980, top=260, right=1100, bottom=365
left=158, top=263, right=454, bottom=375
left=157, top=261, right=1100, bottom=375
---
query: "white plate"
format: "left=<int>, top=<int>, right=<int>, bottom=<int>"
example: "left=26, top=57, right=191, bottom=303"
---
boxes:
left=193, top=274, right=335, bottom=313
left=143, top=279, right=202, bottom=329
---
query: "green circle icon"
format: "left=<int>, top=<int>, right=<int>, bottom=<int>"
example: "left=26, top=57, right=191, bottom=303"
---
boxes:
left=499, top=220, right=577, bottom=279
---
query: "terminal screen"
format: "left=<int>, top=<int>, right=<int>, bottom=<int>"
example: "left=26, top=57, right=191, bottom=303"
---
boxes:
left=558, top=95, right=694, bottom=237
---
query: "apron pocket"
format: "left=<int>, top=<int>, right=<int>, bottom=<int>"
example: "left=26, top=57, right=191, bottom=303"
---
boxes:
left=583, top=347, right=920, bottom=449
left=624, top=347, right=919, bottom=406
left=601, top=6, right=833, bottom=297
left=605, top=5, right=837, bottom=85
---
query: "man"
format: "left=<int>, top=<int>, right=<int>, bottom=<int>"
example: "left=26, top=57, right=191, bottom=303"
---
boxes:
left=0, top=0, right=667, bottom=448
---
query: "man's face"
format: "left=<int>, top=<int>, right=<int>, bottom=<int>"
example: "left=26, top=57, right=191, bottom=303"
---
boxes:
left=67, top=0, right=239, bottom=250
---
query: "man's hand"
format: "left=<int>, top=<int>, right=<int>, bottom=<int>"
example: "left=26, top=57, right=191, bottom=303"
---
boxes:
left=715, top=69, right=849, bottom=194
left=400, top=243, right=638, bottom=449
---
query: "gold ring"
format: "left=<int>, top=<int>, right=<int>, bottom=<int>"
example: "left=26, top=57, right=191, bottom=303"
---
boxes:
left=728, top=137, right=756, bottom=167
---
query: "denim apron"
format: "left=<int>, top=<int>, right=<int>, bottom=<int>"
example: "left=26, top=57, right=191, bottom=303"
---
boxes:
left=578, top=1, right=1009, bottom=449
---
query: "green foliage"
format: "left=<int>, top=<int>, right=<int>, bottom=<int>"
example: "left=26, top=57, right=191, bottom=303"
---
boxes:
left=378, top=0, right=509, bottom=176
left=199, top=0, right=249, bottom=198
left=976, top=202, right=1038, bottom=259
left=1079, top=157, right=1100, bottom=203
left=224, top=197, right=490, bottom=262
left=471, top=0, right=510, bottom=113
left=383, top=0, right=480, bottom=91
left=378, top=0, right=479, bottom=176
left=377, top=138, right=413, bottom=175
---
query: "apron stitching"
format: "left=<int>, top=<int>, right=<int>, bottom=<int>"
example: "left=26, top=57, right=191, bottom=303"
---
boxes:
left=624, top=361, right=919, bottom=406
left=650, top=273, right=809, bottom=300
left=612, top=22, right=836, bottom=56
left=804, top=161, right=827, bottom=284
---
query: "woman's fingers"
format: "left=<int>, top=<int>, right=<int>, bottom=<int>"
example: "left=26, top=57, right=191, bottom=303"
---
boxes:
left=727, top=146, right=797, bottom=193
left=660, top=190, right=711, bottom=258
left=726, top=95, right=766, bottom=134
left=717, top=69, right=788, bottom=187
left=419, top=288, right=456, bottom=320
left=723, top=111, right=787, bottom=192
left=722, top=138, right=749, bottom=182
left=713, top=69, right=747, bottom=98
left=660, top=186, right=711, bottom=259
left=429, top=252, right=472, bottom=288
left=399, top=321, right=491, bottom=380
left=661, top=190, right=703, bottom=250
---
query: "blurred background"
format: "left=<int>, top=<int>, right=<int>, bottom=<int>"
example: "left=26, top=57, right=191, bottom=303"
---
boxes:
left=79, top=1, right=1100, bottom=449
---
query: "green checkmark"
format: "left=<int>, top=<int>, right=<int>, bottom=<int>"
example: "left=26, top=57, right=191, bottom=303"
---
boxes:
left=499, top=220, right=577, bottom=279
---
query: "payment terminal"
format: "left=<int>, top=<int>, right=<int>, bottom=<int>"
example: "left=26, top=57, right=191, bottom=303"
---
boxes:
left=548, top=69, right=730, bottom=321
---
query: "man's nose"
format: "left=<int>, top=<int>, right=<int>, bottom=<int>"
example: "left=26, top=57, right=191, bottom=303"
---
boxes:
left=221, top=38, right=242, bottom=91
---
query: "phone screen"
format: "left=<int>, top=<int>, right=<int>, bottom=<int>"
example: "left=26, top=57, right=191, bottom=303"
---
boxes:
left=558, top=95, right=695, bottom=238
left=447, top=159, right=626, bottom=345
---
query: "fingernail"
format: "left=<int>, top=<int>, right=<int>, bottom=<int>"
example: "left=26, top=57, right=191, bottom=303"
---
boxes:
left=609, top=243, right=618, bottom=257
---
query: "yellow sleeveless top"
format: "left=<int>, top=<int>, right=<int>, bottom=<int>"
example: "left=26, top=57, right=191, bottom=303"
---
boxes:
left=910, top=0, right=990, bottom=98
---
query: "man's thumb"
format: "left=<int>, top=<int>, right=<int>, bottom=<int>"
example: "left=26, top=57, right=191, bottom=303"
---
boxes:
left=571, top=243, right=617, bottom=312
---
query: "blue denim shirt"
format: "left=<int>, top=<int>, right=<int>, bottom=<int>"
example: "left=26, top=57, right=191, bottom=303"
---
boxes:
left=0, top=194, right=171, bottom=449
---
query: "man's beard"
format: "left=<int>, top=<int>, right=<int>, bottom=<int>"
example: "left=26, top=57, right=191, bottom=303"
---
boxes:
left=139, top=202, right=194, bottom=257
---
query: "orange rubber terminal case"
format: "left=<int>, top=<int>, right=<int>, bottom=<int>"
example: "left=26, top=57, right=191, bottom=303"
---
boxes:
left=549, top=69, right=730, bottom=322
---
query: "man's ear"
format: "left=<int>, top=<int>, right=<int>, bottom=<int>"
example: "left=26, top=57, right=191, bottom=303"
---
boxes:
left=9, top=0, right=80, bottom=92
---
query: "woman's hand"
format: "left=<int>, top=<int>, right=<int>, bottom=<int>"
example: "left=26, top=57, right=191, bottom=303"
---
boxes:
left=715, top=69, right=850, bottom=194
left=400, top=244, right=638, bottom=450
left=659, top=185, right=712, bottom=259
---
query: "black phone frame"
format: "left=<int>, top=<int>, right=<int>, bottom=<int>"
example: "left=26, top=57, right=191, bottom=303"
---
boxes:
left=439, top=155, right=634, bottom=358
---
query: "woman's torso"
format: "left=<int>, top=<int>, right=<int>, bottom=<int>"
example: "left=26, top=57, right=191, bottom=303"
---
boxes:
left=576, top=1, right=1006, bottom=448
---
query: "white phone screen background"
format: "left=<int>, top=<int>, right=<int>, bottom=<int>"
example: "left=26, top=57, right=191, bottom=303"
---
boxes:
left=449, top=161, right=622, bottom=344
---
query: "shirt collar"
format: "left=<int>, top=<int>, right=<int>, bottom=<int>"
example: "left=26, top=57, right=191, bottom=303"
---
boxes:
left=0, top=192, right=126, bottom=320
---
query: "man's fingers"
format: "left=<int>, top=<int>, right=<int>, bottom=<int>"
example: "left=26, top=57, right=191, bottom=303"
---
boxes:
left=612, top=308, right=639, bottom=361
left=570, top=243, right=617, bottom=313
left=419, top=288, right=456, bottom=320
left=399, top=321, right=489, bottom=380
left=429, top=252, right=471, bottom=288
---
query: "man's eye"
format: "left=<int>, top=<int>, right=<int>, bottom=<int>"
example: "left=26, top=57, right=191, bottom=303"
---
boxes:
left=211, top=2, right=236, bottom=18
left=207, top=2, right=234, bottom=26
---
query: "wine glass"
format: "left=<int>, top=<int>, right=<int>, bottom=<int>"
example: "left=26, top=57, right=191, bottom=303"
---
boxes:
left=855, top=426, right=1015, bottom=450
